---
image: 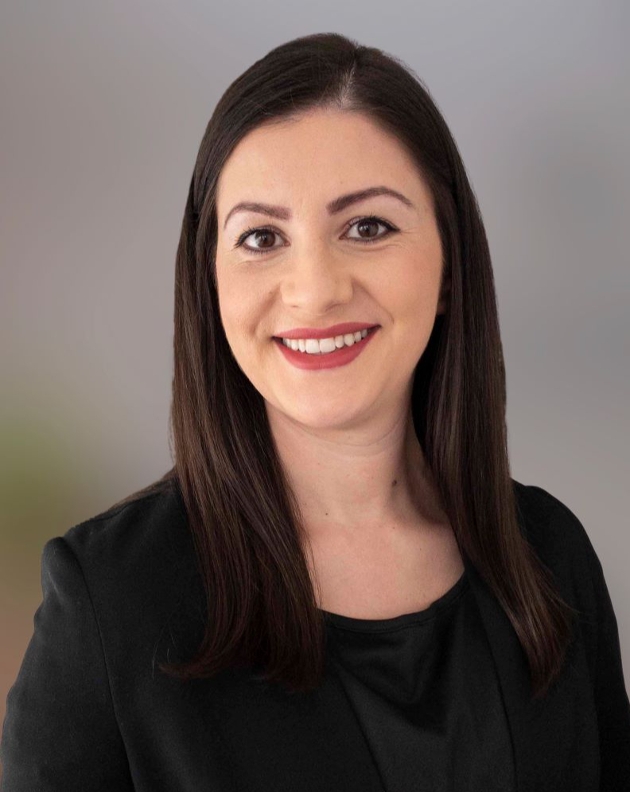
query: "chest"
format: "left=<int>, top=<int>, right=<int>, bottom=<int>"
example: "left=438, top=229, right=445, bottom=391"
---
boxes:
left=306, top=521, right=465, bottom=620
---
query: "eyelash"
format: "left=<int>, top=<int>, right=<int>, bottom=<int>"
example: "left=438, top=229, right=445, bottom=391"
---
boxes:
left=232, top=215, right=398, bottom=256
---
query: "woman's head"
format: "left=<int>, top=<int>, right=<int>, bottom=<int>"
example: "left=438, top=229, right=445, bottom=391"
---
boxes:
left=215, top=106, right=447, bottom=435
left=178, top=31, right=490, bottom=450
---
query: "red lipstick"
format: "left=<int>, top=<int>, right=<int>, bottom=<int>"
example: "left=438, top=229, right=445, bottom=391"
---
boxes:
left=273, top=326, right=379, bottom=371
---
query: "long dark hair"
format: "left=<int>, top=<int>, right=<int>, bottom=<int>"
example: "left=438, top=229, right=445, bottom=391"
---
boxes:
left=115, top=32, right=577, bottom=699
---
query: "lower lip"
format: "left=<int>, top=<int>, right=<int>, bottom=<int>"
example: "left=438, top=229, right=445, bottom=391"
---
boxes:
left=273, top=327, right=379, bottom=371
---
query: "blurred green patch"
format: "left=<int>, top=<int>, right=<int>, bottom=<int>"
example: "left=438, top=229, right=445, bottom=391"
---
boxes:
left=0, top=404, right=96, bottom=596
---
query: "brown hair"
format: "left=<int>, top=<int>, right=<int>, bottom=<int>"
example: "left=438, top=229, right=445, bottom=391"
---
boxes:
left=114, top=32, right=577, bottom=699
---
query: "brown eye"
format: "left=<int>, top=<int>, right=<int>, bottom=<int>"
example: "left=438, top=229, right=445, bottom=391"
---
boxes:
left=236, top=226, right=284, bottom=255
left=357, top=219, right=380, bottom=238
left=345, top=216, right=397, bottom=243
left=248, top=229, right=277, bottom=249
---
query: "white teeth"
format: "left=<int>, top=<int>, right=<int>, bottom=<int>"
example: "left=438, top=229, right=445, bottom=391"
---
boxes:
left=281, top=327, right=371, bottom=355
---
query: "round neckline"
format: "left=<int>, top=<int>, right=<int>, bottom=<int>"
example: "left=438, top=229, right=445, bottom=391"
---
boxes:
left=320, top=570, right=469, bottom=632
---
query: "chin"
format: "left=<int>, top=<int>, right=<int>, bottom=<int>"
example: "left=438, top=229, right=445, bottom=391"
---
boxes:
left=287, top=402, right=373, bottom=431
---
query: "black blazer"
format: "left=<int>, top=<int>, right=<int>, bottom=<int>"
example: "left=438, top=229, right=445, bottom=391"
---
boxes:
left=1, top=480, right=629, bottom=791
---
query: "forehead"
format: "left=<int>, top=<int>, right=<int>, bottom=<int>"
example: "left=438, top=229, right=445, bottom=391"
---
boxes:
left=216, top=108, right=430, bottom=213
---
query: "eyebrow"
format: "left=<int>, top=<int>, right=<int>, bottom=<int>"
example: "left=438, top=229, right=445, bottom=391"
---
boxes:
left=222, top=185, right=415, bottom=230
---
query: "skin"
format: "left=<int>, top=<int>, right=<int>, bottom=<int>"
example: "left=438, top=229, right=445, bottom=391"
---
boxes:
left=215, top=107, right=462, bottom=616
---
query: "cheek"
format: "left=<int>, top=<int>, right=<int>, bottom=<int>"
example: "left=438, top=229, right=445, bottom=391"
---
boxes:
left=216, top=263, right=243, bottom=319
left=378, top=252, right=443, bottom=318
left=222, top=303, right=254, bottom=351
left=217, top=272, right=267, bottom=351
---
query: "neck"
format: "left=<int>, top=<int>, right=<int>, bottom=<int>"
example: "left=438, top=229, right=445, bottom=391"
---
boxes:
left=266, top=399, right=447, bottom=540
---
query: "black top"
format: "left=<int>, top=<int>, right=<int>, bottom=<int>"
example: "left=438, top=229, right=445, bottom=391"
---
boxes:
left=322, top=571, right=515, bottom=791
left=1, top=479, right=629, bottom=791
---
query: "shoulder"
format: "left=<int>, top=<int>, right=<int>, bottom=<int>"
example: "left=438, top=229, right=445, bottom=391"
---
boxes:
left=511, top=477, right=592, bottom=555
left=510, top=477, right=607, bottom=610
left=59, top=477, right=191, bottom=576
left=43, top=478, right=200, bottom=639
left=37, top=478, right=206, bottom=671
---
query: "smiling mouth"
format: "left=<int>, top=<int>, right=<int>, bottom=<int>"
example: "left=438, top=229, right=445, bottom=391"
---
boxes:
left=271, top=324, right=380, bottom=370
left=273, top=326, right=378, bottom=351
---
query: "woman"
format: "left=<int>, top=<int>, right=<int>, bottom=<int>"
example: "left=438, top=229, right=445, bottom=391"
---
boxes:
left=1, top=32, right=628, bottom=791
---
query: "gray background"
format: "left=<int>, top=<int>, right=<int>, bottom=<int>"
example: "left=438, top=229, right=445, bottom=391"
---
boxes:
left=1, top=0, right=628, bottom=734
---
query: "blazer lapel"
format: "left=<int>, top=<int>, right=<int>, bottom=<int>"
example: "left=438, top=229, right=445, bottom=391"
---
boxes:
left=463, top=552, right=599, bottom=792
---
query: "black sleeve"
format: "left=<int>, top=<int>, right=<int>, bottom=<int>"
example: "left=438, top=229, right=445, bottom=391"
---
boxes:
left=580, top=525, right=630, bottom=790
left=0, top=537, right=134, bottom=790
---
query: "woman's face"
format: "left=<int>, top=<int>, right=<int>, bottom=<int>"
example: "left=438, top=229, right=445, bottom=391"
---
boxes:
left=215, top=107, right=447, bottom=432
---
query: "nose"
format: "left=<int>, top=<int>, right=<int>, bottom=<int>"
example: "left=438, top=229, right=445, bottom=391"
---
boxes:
left=280, top=245, right=354, bottom=315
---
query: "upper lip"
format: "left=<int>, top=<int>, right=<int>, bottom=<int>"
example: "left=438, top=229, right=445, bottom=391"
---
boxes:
left=274, top=322, right=379, bottom=340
